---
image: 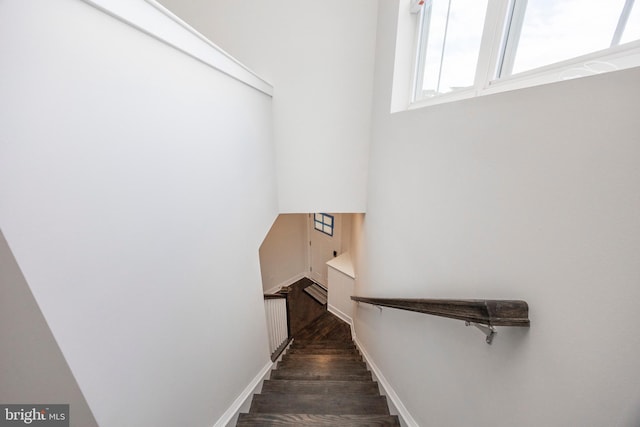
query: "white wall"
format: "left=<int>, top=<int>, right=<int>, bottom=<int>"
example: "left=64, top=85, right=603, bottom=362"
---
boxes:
left=353, top=1, right=640, bottom=426
left=0, top=230, right=99, bottom=427
left=340, top=214, right=354, bottom=254
left=259, top=214, right=308, bottom=293
left=0, top=1, right=278, bottom=426
left=157, top=0, right=378, bottom=213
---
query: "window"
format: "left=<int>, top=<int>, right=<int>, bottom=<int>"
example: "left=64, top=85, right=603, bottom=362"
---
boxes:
left=415, top=0, right=488, bottom=97
left=502, top=0, right=640, bottom=77
left=412, top=0, right=640, bottom=105
left=313, top=213, right=334, bottom=236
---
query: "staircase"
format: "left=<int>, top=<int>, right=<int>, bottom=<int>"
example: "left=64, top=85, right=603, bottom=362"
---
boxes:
left=303, top=282, right=328, bottom=306
left=237, top=312, right=400, bottom=426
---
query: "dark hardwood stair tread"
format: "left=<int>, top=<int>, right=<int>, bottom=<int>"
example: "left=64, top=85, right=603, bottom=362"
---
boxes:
left=249, top=393, right=390, bottom=415
left=293, top=338, right=354, bottom=344
left=276, top=359, right=367, bottom=370
left=282, top=353, right=363, bottom=362
left=291, top=341, right=356, bottom=349
left=286, top=348, right=360, bottom=356
left=237, top=413, right=401, bottom=426
left=261, top=380, right=380, bottom=395
left=270, top=370, right=372, bottom=381
left=292, top=339, right=355, bottom=345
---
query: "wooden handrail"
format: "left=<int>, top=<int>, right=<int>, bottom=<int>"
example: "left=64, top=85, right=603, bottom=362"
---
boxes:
left=351, top=297, right=530, bottom=327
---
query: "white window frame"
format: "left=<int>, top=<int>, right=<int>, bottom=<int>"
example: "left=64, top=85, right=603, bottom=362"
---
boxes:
left=410, top=0, right=640, bottom=109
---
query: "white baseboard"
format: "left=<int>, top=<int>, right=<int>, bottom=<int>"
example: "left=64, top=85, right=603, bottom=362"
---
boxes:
left=213, top=360, right=273, bottom=427
left=328, top=304, right=355, bottom=337
left=214, top=340, right=295, bottom=427
left=263, top=272, right=305, bottom=295
left=320, top=316, right=415, bottom=427
left=352, top=334, right=418, bottom=427
left=332, top=310, right=416, bottom=425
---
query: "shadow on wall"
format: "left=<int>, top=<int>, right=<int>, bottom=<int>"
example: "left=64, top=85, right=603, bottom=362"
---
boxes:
left=0, top=230, right=98, bottom=427
left=258, top=213, right=355, bottom=293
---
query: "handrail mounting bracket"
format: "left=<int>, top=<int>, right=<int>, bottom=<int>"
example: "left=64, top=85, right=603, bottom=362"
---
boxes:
left=465, top=321, right=497, bottom=345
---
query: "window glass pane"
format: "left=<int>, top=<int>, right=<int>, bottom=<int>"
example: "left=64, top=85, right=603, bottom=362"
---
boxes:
left=510, top=0, right=629, bottom=75
left=421, top=0, right=488, bottom=96
left=313, top=213, right=334, bottom=236
left=621, top=3, right=640, bottom=44
left=422, top=0, right=449, bottom=95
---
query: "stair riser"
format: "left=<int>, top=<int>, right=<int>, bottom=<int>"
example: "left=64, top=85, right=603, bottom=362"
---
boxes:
left=282, top=354, right=363, bottom=362
left=291, top=344, right=356, bottom=350
left=249, top=394, right=390, bottom=415
left=276, top=363, right=369, bottom=373
left=270, top=372, right=372, bottom=381
left=285, top=354, right=360, bottom=360
left=286, top=349, right=359, bottom=356
left=261, top=380, right=380, bottom=395
left=304, top=284, right=328, bottom=306
left=237, top=413, right=401, bottom=426
left=278, top=358, right=367, bottom=366
left=273, top=365, right=370, bottom=373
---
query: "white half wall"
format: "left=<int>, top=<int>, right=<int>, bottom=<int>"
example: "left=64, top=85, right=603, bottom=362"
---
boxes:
left=353, top=1, right=640, bottom=427
left=157, top=0, right=378, bottom=213
left=0, top=1, right=278, bottom=426
left=327, top=253, right=356, bottom=324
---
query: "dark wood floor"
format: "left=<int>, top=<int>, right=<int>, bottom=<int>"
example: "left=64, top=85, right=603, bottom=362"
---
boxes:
left=293, top=310, right=352, bottom=342
left=285, top=277, right=328, bottom=338
left=238, top=280, right=400, bottom=426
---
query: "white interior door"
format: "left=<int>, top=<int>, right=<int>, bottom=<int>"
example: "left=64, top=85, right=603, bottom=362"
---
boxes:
left=308, top=213, right=341, bottom=286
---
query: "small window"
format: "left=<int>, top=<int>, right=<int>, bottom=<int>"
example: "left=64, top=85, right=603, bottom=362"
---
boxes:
left=314, top=213, right=334, bottom=237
